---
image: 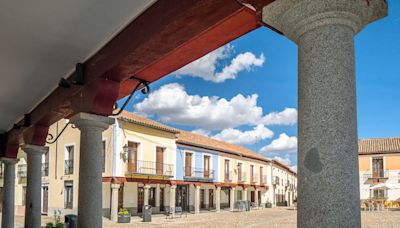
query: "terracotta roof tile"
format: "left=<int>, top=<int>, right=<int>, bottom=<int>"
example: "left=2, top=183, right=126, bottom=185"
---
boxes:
left=117, top=111, right=179, bottom=134
left=358, top=138, right=400, bottom=155
left=176, top=130, right=270, bottom=162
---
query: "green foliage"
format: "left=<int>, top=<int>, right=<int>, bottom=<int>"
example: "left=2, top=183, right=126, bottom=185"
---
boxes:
left=55, top=222, right=64, bottom=228
left=46, top=222, right=54, bottom=228
left=118, top=208, right=130, bottom=215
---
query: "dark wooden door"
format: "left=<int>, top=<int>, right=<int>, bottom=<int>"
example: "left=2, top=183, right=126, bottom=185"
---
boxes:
left=238, top=163, right=242, bottom=181
left=0, top=187, right=3, bottom=212
left=257, top=190, right=261, bottom=204
left=185, top=153, right=192, bottom=177
left=208, top=189, right=214, bottom=209
left=118, top=184, right=124, bottom=210
left=251, top=191, right=255, bottom=203
left=42, top=186, right=49, bottom=214
left=156, top=147, right=164, bottom=175
left=250, top=165, right=254, bottom=182
left=372, top=157, right=384, bottom=178
left=176, top=185, right=189, bottom=211
left=160, top=188, right=164, bottom=211
left=138, top=187, right=144, bottom=213
left=127, top=141, right=138, bottom=173
left=200, top=189, right=205, bottom=209
left=224, top=160, right=230, bottom=180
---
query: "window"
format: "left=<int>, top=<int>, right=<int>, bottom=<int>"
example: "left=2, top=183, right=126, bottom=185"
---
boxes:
left=156, top=147, right=165, bottom=175
left=184, top=153, right=193, bottom=177
left=127, top=141, right=139, bottom=173
left=260, top=167, right=264, bottom=183
left=204, top=155, right=210, bottom=178
left=22, top=186, right=27, bottom=206
left=102, top=141, right=106, bottom=172
left=237, top=190, right=242, bottom=200
left=224, top=159, right=230, bottom=180
left=250, top=165, right=255, bottom=182
left=238, top=163, right=243, bottom=181
left=372, top=157, right=384, bottom=178
left=64, top=181, right=73, bottom=209
left=42, top=151, right=49, bottom=176
left=65, top=145, right=74, bottom=175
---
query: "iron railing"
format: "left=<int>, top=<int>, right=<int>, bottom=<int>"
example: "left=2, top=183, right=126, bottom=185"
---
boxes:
left=260, top=174, right=268, bottom=184
left=183, top=167, right=215, bottom=182
left=238, top=172, right=247, bottom=182
left=42, top=163, right=49, bottom=176
left=363, top=170, right=389, bottom=180
left=250, top=173, right=258, bottom=183
left=224, top=171, right=232, bottom=181
left=17, top=164, right=27, bottom=178
left=64, top=160, right=74, bottom=175
left=126, top=160, right=174, bottom=176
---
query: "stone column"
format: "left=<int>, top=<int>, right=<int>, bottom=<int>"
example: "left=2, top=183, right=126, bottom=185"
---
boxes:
left=22, top=144, right=48, bottom=228
left=71, top=112, right=114, bottom=228
left=1, top=157, right=19, bottom=228
left=194, top=185, right=200, bottom=214
left=215, top=186, right=221, bottom=212
left=143, top=184, right=151, bottom=206
left=243, top=188, right=248, bottom=201
left=155, top=184, right=160, bottom=212
left=110, top=183, right=120, bottom=222
left=229, top=187, right=235, bottom=212
left=170, top=185, right=176, bottom=217
left=262, top=1, right=387, bottom=227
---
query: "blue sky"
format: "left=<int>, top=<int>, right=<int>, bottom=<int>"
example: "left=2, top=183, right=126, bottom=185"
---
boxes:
left=120, top=0, right=400, bottom=169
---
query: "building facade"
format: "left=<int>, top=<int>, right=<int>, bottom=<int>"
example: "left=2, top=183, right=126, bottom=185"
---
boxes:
left=0, top=111, right=297, bottom=219
left=358, top=138, right=400, bottom=202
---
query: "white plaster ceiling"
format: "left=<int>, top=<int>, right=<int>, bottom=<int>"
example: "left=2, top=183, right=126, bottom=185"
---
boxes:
left=0, top=0, right=156, bottom=131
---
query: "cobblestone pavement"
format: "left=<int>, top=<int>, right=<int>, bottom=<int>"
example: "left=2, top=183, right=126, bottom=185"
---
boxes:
left=4, top=207, right=400, bottom=227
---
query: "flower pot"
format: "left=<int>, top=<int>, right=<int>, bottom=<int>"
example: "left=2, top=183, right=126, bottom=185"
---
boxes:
left=265, top=203, right=272, bottom=208
left=118, top=214, right=131, bottom=223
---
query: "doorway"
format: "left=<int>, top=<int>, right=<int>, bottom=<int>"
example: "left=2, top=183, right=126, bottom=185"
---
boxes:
left=42, top=186, right=49, bottom=214
left=209, top=189, right=214, bottom=209
left=176, top=185, right=190, bottom=211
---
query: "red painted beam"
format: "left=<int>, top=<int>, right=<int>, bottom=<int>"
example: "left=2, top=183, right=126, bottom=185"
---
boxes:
left=2, top=0, right=278, bottom=157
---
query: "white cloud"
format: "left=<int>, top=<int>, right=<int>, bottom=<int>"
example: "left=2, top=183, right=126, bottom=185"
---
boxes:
left=135, top=83, right=265, bottom=130
left=260, top=133, right=297, bottom=153
left=272, top=155, right=292, bottom=166
left=212, top=124, right=273, bottom=145
left=291, top=165, right=297, bottom=172
left=262, top=108, right=297, bottom=126
left=175, top=44, right=265, bottom=83
left=191, top=129, right=210, bottom=137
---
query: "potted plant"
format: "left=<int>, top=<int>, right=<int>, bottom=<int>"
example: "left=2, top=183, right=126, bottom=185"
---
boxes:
left=265, top=200, right=272, bottom=208
left=118, top=208, right=131, bottom=223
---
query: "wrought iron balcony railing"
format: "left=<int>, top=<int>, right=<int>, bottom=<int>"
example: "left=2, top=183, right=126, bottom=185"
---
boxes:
left=183, top=167, right=215, bottom=182
left=224, top=171, right=232, bottom=182
left=238, top=172, right=247, bottom=182
left=260, top=175, right=268, bottom=184
left=126, top=160, right=173, bottom=177
left=64, top=160, right=74, bottom=175
left=42, top=163, right=49, bottom=176
left=17, top=164, right=27, bottom=178
left=250, top=173, right=258, bottom=183
left=363, top=170, right=389, bottom=180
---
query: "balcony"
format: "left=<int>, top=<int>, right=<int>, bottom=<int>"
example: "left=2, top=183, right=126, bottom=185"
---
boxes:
left=64, top=160, right=74, bottom=175
left=260, top=175, right=268, bottom=184
left=363, top=170, right=389, bottom=183
left=126, top=160, right=174, bottom=177
left=250, top=173, right=258, bottom=183
left=42, top=163, right=49, bottom=176
left=183, top=167, right=215, bottom=182
left=17, top=164, right=27, bottom=178
left=238, top=172, right=247, bottom=182
left=224, top=171, right=232, bottom=182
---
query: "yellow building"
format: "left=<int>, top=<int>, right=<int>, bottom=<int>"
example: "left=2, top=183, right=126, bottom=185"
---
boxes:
left=358, top=138, right=400, bottom=201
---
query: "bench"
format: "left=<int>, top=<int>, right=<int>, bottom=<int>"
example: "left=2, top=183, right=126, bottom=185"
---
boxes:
left=165, top=206, right=187, bottom=219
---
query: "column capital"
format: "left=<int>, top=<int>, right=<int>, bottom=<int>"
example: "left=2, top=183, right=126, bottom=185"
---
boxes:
left=70, top=112, right=114, bottom=130
left=20, top=144, right=49, bottom=155
left=111, top=183, right=120, bottom=189
left=216, top=186, right=221, bottom=190
left=143, top=184, right=151, bottom=189
left=170, top=185, right=177, bottom=189
left=0, top=157, right=19, bottom=164
left=262, top=0, right=387, bottom=42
